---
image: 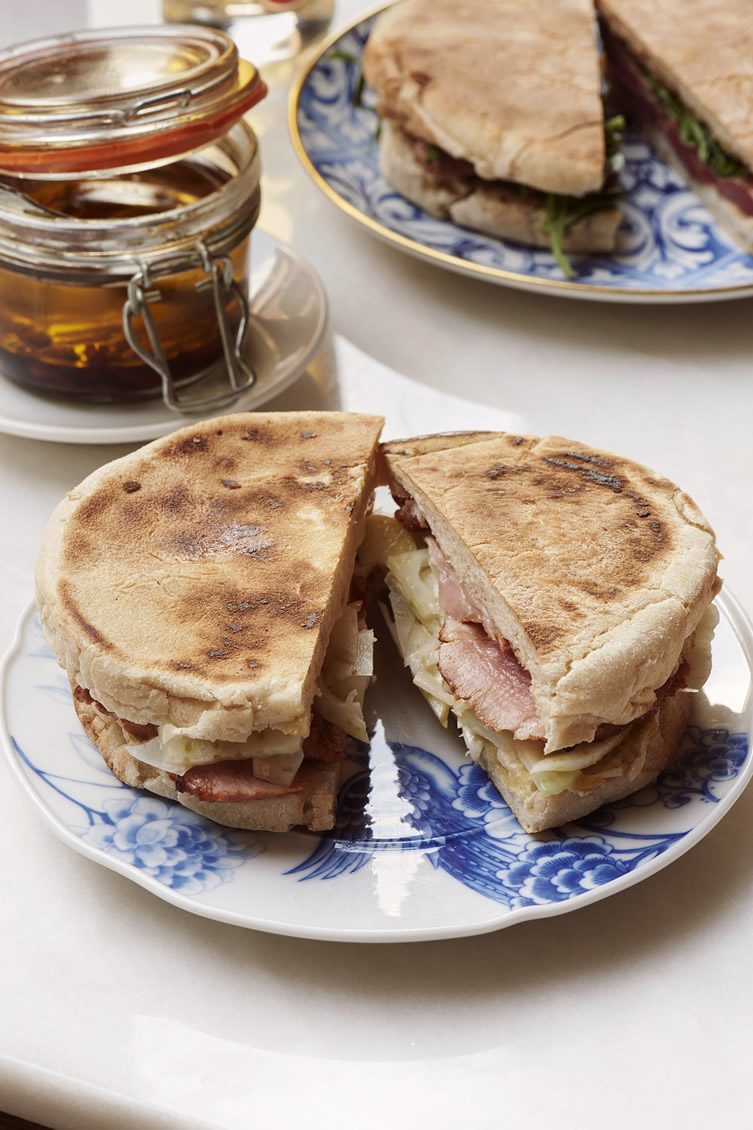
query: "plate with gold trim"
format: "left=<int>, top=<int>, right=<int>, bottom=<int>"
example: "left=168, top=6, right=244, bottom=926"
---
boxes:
left=290, top=6, right=753, bottom=303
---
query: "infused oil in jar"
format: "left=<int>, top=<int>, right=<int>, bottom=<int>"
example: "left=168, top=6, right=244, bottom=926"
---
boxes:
left=0, top=25, right=266, bottom=412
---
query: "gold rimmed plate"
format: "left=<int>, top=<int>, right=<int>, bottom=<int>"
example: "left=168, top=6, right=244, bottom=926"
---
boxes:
left=289, top=5, right=753, bottom=303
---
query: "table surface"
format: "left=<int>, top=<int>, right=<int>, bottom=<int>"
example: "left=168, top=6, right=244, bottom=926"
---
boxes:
left=1, top=3, right=752, bottom=1128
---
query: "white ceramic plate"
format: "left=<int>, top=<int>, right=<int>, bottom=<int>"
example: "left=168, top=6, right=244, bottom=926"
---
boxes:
left=290, top=7, right=753, bottom=303
left=0, top=230, right=328, bottom=445
left=2, top=590, right=751, bottom=943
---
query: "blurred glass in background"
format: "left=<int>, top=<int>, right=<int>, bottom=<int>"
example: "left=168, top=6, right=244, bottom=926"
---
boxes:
left=162, top=0, right=333, bottom=66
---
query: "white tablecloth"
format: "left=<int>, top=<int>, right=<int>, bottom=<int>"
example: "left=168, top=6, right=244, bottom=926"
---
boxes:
left=1, top=3, right=752, bottom=1128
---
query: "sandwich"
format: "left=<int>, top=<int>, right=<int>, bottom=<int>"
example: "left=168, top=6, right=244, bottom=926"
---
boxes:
left=36, top=411, right=384, bottom=833
left=598, top=0, right=753, bottom=251
left=362, top=0, right=624, bottom=276
left=366, top=431, right=720, bottom=833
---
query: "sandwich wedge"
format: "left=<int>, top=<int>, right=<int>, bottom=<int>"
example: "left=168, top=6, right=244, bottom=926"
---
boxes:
left=598, top=0, right=753, bottom=250
left=369, top=431, right=720, bottom=833
left=362, top=0, right=623, bottom=275
left=36, top=411, right=384, bottom=833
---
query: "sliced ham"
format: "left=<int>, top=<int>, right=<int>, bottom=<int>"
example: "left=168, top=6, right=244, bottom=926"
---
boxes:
left=177, top=759, right=302, bottom=803
left=438, top=618, right=544, bottom=741
left=426, top=536, right=511, bottom=648
left=424, top=537, right=544, bottom=739
left=426, top=536, right=477, bottom=622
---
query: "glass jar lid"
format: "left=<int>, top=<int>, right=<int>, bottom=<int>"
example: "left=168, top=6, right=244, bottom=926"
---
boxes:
left=0, top=24, right=267, bottom=177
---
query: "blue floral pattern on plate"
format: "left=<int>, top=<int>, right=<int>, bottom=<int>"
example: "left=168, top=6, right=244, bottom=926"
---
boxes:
left=12, top=733, right=259, bottom=896
left=2, top=604, right=752, bottom=940
left=292, top=13, right=753, bottom=300
left=288, top=727, right=749, bottom=908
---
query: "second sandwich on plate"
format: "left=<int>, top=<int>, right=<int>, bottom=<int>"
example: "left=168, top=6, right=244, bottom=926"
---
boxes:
left=368, top=431, right=720, bottom=833
left=362, top=0, right=624, bottom=276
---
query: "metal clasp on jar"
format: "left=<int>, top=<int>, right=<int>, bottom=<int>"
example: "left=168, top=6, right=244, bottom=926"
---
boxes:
left=122, top=239, right=256, bottom=415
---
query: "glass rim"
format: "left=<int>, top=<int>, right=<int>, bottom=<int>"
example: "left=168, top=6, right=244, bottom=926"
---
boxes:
left=0, top=24, right=266, bottom=176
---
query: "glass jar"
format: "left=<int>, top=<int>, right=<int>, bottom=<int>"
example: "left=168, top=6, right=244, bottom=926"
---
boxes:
left=0, top=25, right=267, bottom=413
left=163, top=1, right=334, bottom=69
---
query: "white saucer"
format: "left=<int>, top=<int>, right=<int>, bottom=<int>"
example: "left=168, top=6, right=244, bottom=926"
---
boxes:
left=0, top=230, right=328, bottom=445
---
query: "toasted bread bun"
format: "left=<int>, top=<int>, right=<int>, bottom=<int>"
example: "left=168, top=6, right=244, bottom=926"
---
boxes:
left=476, top=687, right=692, bottom=833
left=598, top=0, right=753, bottom=176
left=382, top=432, right=719, bottom=753
left=376, top=430, right=499, bottom=476
left=379, top=120, right=621, bottom=253
left=364, top=0, right=606, bottom=196
left=37, top=412, right=384, bottom=744
left=73, top=693, right=340, bottom=833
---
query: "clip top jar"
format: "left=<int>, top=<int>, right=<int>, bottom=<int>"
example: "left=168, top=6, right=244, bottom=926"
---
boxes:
left=0, top=26, right=267, bottom=413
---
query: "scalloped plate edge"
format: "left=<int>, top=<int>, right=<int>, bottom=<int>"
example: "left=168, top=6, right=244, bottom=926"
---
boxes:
left=2, top=591, right=752, bottom=943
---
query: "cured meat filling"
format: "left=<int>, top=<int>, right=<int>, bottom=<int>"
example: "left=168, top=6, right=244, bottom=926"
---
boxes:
left=438, top=618, right=542, bottom=740
left=423, top=536, right=686, bottom=746
left=424, top=537, right=544, bottom=741
left=73, top=684, right=346, bottom=804
left=601, top=22, right=753, bottom=216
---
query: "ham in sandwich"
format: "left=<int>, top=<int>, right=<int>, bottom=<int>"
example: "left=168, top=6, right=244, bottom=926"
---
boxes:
left=370, top=431, right=720, bottom=833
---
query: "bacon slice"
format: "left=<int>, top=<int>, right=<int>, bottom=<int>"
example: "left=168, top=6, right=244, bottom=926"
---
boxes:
left=394, top=497, right=426, bottom=530
left=119, top=718, right=160, bottom=741
left=302, top=712, right=347, bottom=764
left=177, top=759, right=302, bottom=803
left=438, top=618, right=544, bottom=740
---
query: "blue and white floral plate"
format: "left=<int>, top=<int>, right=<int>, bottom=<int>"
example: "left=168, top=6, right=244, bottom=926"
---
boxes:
left=2, top=591, right=751, bottom=942
left=290, top=7, right=753, bottom=303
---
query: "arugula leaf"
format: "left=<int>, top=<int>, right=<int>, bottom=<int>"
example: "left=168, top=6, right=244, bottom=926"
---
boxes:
left=543, top=116, right=624, bottom=278
left=648, top=76, right=748, bottom=179
left=604, top=114, right=626, bottom=170
left=543, top=189, right=621, bottom=279
left=543, top=195, right=577, bottom=278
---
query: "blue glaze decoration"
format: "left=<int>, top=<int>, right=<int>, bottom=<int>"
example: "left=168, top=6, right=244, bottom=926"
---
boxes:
left=295, top=17, right=753, bottom=294
left=288, top=727, right=748, bottom=907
